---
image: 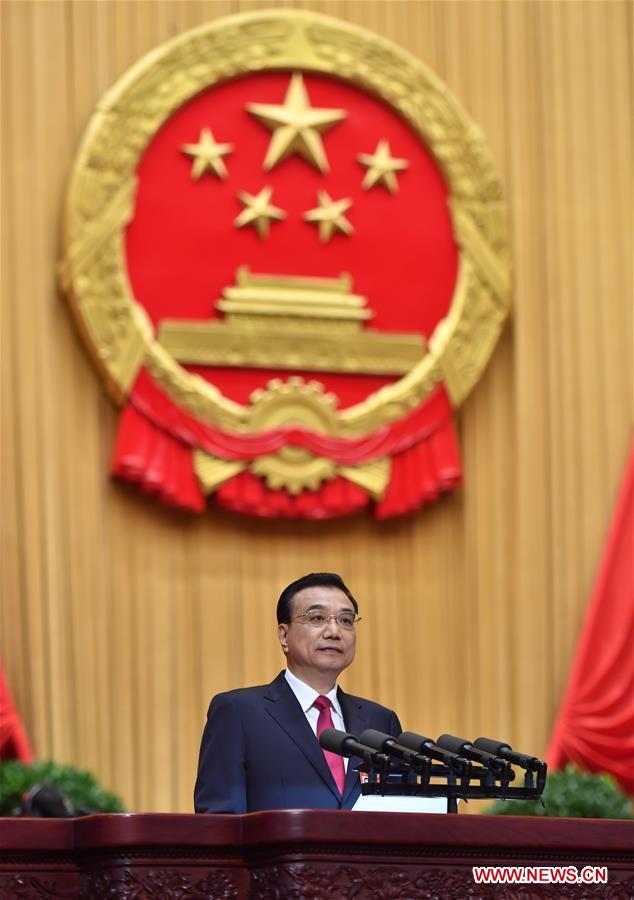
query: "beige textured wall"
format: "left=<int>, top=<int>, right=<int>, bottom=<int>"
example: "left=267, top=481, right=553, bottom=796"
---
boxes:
left=1, top=0, right=631, bottom=813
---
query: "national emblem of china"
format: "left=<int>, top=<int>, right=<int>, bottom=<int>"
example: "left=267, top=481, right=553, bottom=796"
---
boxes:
left=60, top=10, right=510, bottom=519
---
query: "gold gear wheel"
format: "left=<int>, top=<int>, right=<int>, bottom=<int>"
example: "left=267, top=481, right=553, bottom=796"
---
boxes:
left=248, top=376, right=339, bottom=494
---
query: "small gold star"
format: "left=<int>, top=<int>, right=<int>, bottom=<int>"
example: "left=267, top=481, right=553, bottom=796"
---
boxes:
left=247, top=73, right=346, bottom=174
left=234, top=186, right=286, bottom=239
left=304, top=191, right=353, bottom=243
left=181, top=128, right=233, bottom=180
left=358, top=139, right=409, bottom=193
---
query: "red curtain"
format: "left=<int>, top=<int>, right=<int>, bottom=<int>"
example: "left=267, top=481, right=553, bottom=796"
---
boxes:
left=0, top=664, right=33, bottom=763
left=547, top=439, right=634, bottom=795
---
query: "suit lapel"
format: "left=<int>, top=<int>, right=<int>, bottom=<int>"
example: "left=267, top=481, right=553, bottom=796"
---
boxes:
left=264, top=672, right=341, bottom=802
left=338, top=688, right=369, bottom=806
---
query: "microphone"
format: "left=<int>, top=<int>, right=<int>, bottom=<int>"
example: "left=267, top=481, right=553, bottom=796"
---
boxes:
left=319, top=728, right=395, bottom=771
left=436, top=734, right=511, bottom=775
left=359, top=729, right=431, bottom=777
left=473, top=737, right=543, bottom=772
left=20, top=785, right=74, bottom=818
left=398, top=731, right=471, bottom=775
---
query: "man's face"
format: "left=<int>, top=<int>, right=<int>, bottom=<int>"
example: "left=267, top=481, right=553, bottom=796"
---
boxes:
left=278, top=586, right=357, bottom=686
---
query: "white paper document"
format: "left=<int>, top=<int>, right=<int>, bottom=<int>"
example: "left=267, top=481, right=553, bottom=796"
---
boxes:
left=352, top=794, right=451, bottom=814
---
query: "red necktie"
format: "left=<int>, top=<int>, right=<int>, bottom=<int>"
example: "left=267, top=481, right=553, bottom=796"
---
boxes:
left=314, top=695, right=346, bottom=796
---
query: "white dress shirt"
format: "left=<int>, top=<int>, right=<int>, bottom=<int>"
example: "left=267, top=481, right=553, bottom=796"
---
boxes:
left=284, top=668, right=348, bottom=771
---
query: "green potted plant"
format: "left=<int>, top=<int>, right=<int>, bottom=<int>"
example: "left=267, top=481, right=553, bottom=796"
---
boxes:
left=488, top=765, right=633, bottom=819
left=0, top=760, right=125, bottom=816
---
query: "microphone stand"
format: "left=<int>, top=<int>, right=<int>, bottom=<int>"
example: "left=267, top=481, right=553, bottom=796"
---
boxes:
left=359, top=763, right=546, bottom=813
left=321, top=728, right=547, bottom=814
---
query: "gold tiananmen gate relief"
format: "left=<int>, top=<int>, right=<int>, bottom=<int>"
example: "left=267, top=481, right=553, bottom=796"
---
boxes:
left=60, top=8, right=511, bottom=519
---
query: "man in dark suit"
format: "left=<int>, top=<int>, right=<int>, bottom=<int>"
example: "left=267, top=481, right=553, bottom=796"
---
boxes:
left=194, top=572, right=401, bottom=812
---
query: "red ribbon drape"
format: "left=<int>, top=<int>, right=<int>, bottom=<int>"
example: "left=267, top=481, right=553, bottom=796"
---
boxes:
left=129, top=370, right=456, bottom=464
left=112, top=403, right=205, bottom=511
left=111, top=370, right=462, bottom=518
left=546, top=439, right=634, bottom=796
left=216, top=470, right=370, bottom=519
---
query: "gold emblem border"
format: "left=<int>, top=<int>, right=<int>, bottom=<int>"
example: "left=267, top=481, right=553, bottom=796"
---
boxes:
left=60, top=8, right=511, bottom=440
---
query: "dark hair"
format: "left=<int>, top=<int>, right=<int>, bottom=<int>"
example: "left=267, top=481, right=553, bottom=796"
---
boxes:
left=276, top=573, right=358, bottom=623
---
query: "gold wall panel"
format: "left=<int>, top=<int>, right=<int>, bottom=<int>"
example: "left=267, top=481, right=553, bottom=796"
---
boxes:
left=1, top=0, right=632, bottom=813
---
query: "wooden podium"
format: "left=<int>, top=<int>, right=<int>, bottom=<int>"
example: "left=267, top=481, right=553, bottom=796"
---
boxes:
left=0, top=811, right=632, bottom=898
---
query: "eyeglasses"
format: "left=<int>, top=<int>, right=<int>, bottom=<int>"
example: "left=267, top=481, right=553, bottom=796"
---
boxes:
left=290, top=612, right=362, bottom=630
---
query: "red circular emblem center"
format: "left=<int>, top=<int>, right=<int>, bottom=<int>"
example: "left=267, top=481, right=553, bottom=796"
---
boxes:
left=125, top=71, right=458, bottom=408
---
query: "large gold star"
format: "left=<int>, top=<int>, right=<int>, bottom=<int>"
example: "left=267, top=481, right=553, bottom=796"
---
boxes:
left=234, top=186, right=286, bottom=239
left=304, top=191, right=353, bottom=243
left=358, top=139, right=409, bottom=193
left=247, top=73, right=346, bottom=174
left=181, top=128, right=233, bottom=179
